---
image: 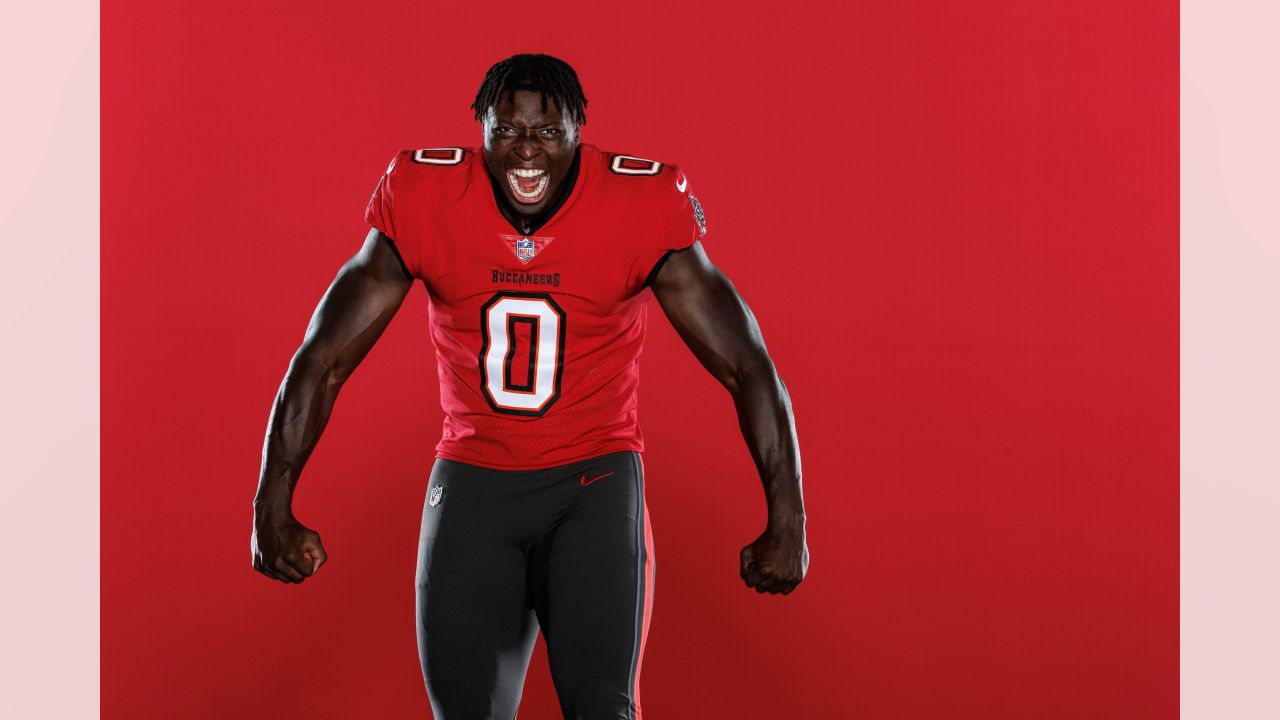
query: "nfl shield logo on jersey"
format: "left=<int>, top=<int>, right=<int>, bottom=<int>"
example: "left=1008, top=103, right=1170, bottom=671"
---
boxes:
left=500, top=234, right=554, bottom=264
left=428, top=485, right=444, bottom=507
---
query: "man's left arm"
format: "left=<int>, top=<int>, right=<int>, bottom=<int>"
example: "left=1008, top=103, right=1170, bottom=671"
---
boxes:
left=650, top=241, right=809, bottom=595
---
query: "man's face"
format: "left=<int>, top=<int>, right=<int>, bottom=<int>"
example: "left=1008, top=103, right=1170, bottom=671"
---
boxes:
left=482, top=90, right=579, bottom=218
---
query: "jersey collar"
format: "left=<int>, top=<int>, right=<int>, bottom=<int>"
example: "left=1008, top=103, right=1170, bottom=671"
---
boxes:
left=484, top=144, right=582, bottom=237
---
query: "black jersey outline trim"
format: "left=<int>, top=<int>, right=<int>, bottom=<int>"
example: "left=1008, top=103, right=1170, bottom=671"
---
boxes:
left=502, top=314, right=540, bottom=393
left=485, top=145, right=582, bottom=237
left=643, top=242, right=699, bottom=289
left=377, top=231, right=414, bottom=281
left=642, top=250, right=676, bottom=288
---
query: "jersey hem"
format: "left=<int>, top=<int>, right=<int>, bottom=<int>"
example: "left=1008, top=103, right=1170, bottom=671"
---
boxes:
left=435, top=440, right=645, bottom=471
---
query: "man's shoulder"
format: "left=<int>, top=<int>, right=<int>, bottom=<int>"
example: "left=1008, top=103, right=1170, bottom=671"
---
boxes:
left=587, top=144, right=682, bottom=180
left=585, top=144, right=706, bottom=242
left=585, top=144, right=688, bottom=207
left=385, top=145, right=480, bottom=175
left=378, top=145, right=482, bottom=202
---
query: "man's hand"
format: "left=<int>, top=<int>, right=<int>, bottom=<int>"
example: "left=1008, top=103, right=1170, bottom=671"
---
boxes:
left=251, top=513, right=328, bottom=584
left=740, top=521, right=809, bottom=595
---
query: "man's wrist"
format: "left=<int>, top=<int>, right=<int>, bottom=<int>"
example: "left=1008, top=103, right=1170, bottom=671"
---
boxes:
left=767, top=506, right=807, bottom=532
left=253, top=485, right=295, bottom=523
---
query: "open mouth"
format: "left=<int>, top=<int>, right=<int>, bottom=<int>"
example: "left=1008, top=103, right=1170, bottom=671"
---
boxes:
left=507, top=168, right=550, bottom=204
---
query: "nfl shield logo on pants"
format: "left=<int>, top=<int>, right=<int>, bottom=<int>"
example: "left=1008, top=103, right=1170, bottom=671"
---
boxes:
left=516, top=238, right=536, bottom=261
left=428, top=485, right=444, bottom=507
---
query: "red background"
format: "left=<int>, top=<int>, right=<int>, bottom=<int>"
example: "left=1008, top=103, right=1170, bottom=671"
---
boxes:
left=103, top=1, right=1177, bottom=717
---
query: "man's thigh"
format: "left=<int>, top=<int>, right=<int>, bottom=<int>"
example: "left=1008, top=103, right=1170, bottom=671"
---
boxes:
left=534, top=451, right=655, bottom=719
left=416, top=458, right=543, bottom=719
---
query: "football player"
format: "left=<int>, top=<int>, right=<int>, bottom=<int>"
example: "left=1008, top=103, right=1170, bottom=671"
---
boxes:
left=251, top=54, right=808, bottom=719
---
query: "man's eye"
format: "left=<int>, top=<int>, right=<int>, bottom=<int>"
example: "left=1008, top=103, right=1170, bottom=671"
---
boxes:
left=540, top=129, right=562, bottom=136
left=495, top=127, right=515, bottom=135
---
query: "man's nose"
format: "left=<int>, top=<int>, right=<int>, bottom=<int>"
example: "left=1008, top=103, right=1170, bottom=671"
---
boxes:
left=513, top=135, right=539, bottom=161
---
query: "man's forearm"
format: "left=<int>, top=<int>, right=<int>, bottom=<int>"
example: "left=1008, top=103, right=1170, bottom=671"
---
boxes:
left=729, top=361, right=805, bottom=527
left=254, top=353, right=346, bottom=518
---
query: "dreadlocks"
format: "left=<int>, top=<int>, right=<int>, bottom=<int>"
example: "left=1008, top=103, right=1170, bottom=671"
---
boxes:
left=471, top=54, right=588, bottom=127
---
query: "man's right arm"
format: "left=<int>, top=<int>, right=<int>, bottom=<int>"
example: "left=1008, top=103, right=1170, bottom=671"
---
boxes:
left=251, top=229, right=413, bottom=584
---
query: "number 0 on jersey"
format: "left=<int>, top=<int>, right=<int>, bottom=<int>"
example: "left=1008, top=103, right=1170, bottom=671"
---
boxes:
left=479, top=292, right=567, bottom=415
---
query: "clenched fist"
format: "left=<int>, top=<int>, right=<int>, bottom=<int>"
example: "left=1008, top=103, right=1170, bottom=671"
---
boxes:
left=740, top=520, right=809, bottom=595
left=251, top=513, right=327, bottom=584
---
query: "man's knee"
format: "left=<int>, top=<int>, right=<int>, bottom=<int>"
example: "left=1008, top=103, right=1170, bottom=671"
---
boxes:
left=559, top=685, right=639, bottom=720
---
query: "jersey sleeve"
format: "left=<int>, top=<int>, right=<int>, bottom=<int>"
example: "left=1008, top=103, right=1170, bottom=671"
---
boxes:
left=365, top=150, right=421, bottom=279
left=639, top=164, right=708, bottom=287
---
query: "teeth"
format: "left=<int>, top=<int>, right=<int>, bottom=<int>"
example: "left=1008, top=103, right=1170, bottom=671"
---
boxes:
left=510, top=168, right=546, bottom=178
left=507, top=172, right=549, bottom=200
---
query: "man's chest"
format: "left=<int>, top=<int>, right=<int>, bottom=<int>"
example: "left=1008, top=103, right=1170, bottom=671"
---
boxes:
left=422, top=204, right=648, bottom=318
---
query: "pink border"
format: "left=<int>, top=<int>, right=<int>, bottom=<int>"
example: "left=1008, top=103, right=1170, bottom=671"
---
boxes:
left=4, top=0, right=1276, bottom=715
left=0, top=0, right=100, bottom=716
left=1181, top=1, right=1280, bottom=716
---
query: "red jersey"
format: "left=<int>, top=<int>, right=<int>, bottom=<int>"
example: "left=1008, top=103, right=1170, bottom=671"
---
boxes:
left=365, top=143, right=707, bottom=470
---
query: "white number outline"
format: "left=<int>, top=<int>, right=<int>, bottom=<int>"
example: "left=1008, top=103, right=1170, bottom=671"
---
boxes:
left=412, top=147, right=465, bottom=165
left=609, top=154, right=663, bottom=176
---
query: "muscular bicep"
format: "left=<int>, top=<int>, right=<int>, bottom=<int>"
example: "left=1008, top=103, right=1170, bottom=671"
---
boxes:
left=293, top=229, right=414, bottom=380
left=650, top=241, right=773, bottom=392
